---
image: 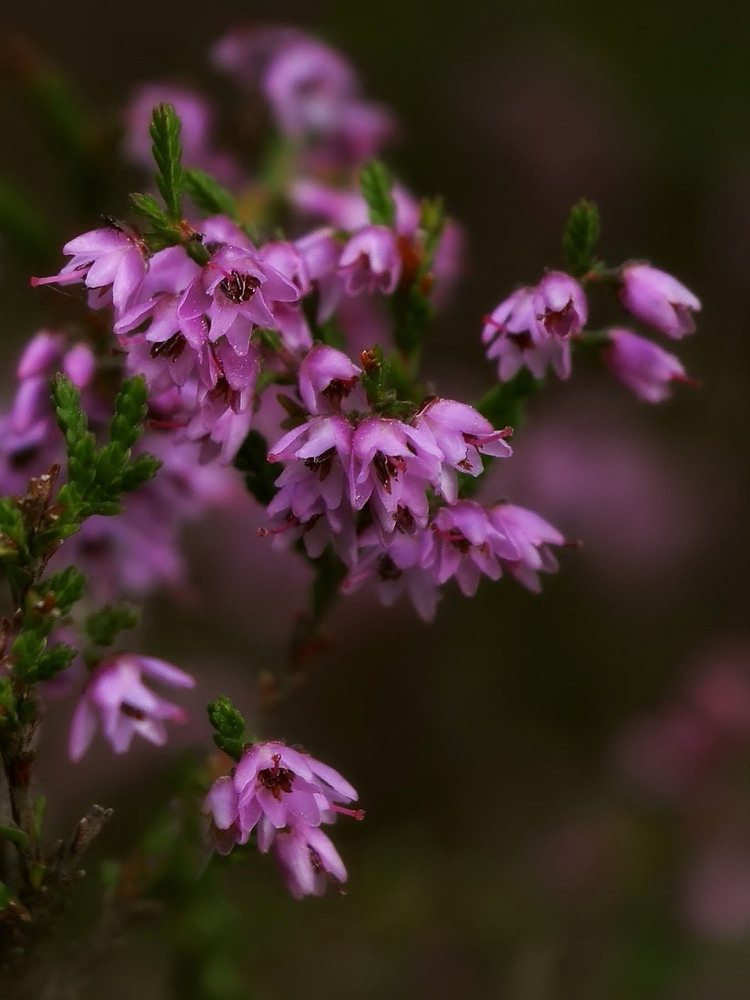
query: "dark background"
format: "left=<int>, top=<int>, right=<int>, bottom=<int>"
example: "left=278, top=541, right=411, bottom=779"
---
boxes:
left=2, top=1, right=750, bottom=997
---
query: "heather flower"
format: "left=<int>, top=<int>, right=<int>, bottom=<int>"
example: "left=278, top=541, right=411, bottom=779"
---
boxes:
left=349, top=417, right=443, bottom=534
left=262, top=37, right=357, bottom=136
left=619, top=263, right=701, bottom=338
left=69, top=654, right=195, bottom=760
left=0, top=333, right=98, bottom=496
left=602, top=329, right=692, bottom=403
left=487, top=503, right=565, bottom=592
left=266, top=416, right=357, bottom=561
left=204, top=740, right=360, bottom=856
left=429, top=501, right=520, bottom=595
left=273, top=824, right=348, bottom=899
left=483, top=287, right=572, bottom=381
left=298, top=344, right=362, bottom=415
left=413, top=398, right=513, bottom=503
left=291, top=181, right=463, bottom=305
left=115, top=246, right=204, bottom=390
left=178, top=244, right=300, bottom=355
left=32, top=225, right=148, bottom=313
left=343, top=525, right=440, bottom=621
left=533, top=271, right=588, bottom=339
left=257, top=35, right=395, bottom=165
left=338, top=225, right=402, bottom=295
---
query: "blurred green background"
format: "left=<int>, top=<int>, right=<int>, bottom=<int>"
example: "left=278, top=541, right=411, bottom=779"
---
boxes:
left=2, top=0, right=750, bottom=997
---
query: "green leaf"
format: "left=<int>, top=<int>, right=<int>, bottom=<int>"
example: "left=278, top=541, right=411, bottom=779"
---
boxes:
left=37, top=565, right=87, bottom=615
left=360, top=160, right=396, bottom=227
left=118, top=454, right=162, bottom=493
left=85, top=604, right=139, bottom=647
left=110, top=375, right=149, bottom=451
left=0, top=678, right=18, bottom=729
left=129, top=191, right=169, bottom=226
left=0, top=498, right=27, bottom=551
left=208, top=696, right=246, bottom=761
left=149, top=103, right=184, bottom=223
left=11, top=630, right=46, bottom=677
left=184, top=168, right=238, bottom=219
left=0, top=823, right=29, bottom=850
left=562, top=198, right=601, bottom=278
left=35, top=642, right=76, bottom=681
left=233, top=430, right=282, bottom=506
left=207, top=696, right=245, bottom=741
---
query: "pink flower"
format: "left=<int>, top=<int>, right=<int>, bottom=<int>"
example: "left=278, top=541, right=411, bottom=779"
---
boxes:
left=487, top=504, right=565, bottom=592
left=298, top=345, right=362, bottom=415
left=413, top=398, right=512, bottom=503
left=483, top=286, right=572, bottom=381
left=69, top=654, right=195, bottom=761
left=349, top=417, right=442, bottom=535
left=338, top=225, right=402, bottom=295
left=32, top=226, right=148, bottom=313
left=273, top=824, right=348, bottom=899
left=204, top=741, right=361, bottom=864
left=178, top=245, right=299, bottom=355
left=619, top=264, right=701, bottom=338
left=430, top=501, right=519, bottom=595
left=602, top=329, right=693, bottom=403
left=258, top=35, right=396, bottom=166
left=265, top=416, right=357, bottom=562
left=533, top=271, right=588, bottom=339
left=343, top=525, right=440, bottom=621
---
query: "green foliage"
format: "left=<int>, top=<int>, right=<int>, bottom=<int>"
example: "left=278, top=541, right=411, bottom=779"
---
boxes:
left=34, top=642, right=76, bottom=682
left=184, top=168, right=238, bottom=219
left=129, top=191, right=180, bottom=247
left=52, top=374, right=161, bottom=523
left=0, top=498, right=28, bottom=561
left=0, top=824, right=28, bottom=851
left=35, top=566, right=86, bottom=616
left=0, top=880, right=10, bottom=911
left=9, top=629, right=73, bottom=684
left=233, top=430, right=282, bottom=506
left=149, top=103, right=185, bottom=223
left=0, top=678, right=18, bottom=729
left=360, top=160, right=396, bottom=227
left=562, top=198, right=601, bottom=278
left=207, top=697, right=246, bottom=760
left=85, top=604, right=139, bottom=647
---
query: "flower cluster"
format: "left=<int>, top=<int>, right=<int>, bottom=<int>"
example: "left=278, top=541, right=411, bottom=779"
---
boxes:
left=205, top=741, right=362, bottom=898
left=483, top=262, right=700, bottom=403
left=0, top=331, right=240, bottom=603
left=0, top=24, right=706, bottom=919
left=263, top=344, right=564, bottom=619
left=213, top=28, right=396, bottom=170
